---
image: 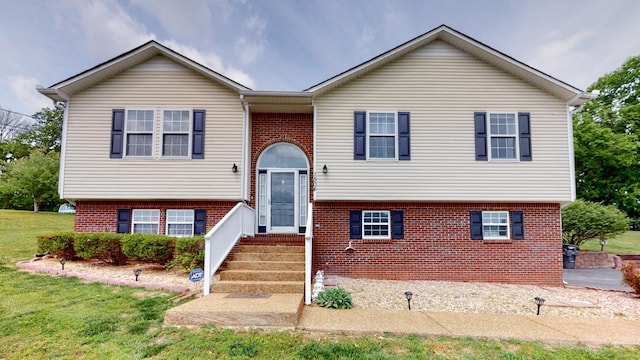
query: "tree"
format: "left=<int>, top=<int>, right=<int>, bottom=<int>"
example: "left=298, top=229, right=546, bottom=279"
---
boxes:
left=16, top=103, right=64, bottom=153
left=0, top=108, right=29, bottom=141
left=574, top=55, right=640, bottom=223
left=0, top=149, right=59, bottom=212
left=562, top=199, right=630, bottom=248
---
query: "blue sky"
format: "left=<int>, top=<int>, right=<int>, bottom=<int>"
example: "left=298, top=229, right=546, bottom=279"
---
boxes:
left=1, top=0, right=640, bottom=118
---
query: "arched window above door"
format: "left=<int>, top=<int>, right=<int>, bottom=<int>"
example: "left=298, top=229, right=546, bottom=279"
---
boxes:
left=258, top=143, right=307, bottom=169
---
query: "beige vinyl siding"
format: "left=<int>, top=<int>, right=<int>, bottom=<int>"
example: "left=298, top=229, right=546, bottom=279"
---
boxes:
left=314, top=41, right=572, bottom=202
left=62, top=56, right=243, bottom=200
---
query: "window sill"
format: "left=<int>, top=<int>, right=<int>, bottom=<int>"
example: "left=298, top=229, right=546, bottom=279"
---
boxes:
left=362, top=238, right=392, bottom=244
left=482, top=239, right=512, bottom=244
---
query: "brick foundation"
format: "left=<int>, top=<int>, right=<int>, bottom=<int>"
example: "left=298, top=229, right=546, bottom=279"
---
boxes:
left=312, top=201, right=564, bottom=286
left=74, top=200, right=237, bottom=233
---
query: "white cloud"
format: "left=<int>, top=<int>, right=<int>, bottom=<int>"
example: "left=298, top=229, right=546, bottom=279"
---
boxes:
left=56, top=0, right=156, bottom=58
left=130, top=0, right=219, bottom=40
left=8, top=76, right=54, bottom=114
left=163, top=40, right=255, bottom=88
left=235, top=14, right=267, bottom=65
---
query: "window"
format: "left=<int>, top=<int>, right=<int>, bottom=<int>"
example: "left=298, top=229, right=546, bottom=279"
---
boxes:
left=488, top=113, right=517, bottom=160
left=363, top=211, right=390, bottom=239
left=482, top=211, right=509, bottom=239
left=470, top=210, right=524, bottom=240
left=354, top=111, right=410, bottom=160
left=166, top=209, right=194, bottom=237
left=132, top=209, right=160, bottom=234
left=162, top=110, right=191, bottom=157
left=125, top=110, right=155, bottom=157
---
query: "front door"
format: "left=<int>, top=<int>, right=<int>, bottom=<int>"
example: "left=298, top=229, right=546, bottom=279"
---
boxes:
left=270, top=171, right=296, bottom=232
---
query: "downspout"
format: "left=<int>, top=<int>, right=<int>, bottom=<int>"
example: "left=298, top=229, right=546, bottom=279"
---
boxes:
left=565, top=100, right=577, bottom=203
left=312, top=102, right=317, bottom=199
left=240, top=95, right=248, bottom=201
left=57, top=92, right=70, bottom=201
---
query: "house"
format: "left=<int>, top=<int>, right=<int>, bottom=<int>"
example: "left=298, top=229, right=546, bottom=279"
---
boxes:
left=38, top=25, right=594, bottom=296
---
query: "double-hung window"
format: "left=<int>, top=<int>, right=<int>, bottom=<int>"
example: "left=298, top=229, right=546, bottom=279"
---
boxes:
left=363, top=210, right=390, bottom=239
left=481, top=211, right=509, bottom=240
left=162, top=110, right=191, bottom=157
left=132, top=209, right=160, bottom=234
left=125, top=110, right=155, bottom=157
left=368, top=112, right=397, bottom=159
left=488, top=112, right=518, bottom=160
left=166, top=209, right=194, bottom=237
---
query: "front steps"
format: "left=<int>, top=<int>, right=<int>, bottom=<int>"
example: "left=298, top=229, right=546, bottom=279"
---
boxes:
left=211, top=245, right=305, bottom=294
left=164, top=244, right=306, bottom=329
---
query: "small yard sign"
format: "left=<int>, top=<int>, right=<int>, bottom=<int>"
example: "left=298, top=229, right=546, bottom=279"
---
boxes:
left=188, top=268, right=204, bottom=283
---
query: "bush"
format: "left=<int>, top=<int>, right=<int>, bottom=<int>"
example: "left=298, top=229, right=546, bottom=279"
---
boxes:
left=121, top=234, right=174, bottom=265
left=621, top=263, right=640, bottom=295
left=562, top=199, right=630, bottom=248
left=74, top=232, right=126, bottom=265
left=314, top=287, right=353, bottom=309
left=167, top=236, right=204, bottom=271
left=36, top=232, right=76, bottom=259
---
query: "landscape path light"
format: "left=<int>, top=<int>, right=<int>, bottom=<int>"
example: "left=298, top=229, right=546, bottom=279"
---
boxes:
left=534, top=297, right=546, bottom=315
left=404, top=291, right=413, bottom=310
left=59, top=258, right=66, bottom=271
left=133, top=268, right=142, bottom=281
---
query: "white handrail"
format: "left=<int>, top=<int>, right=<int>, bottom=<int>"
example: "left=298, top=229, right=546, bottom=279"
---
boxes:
left=203, top=202, right=255, bottom=295
left=304, top=202, right=313, bottom=304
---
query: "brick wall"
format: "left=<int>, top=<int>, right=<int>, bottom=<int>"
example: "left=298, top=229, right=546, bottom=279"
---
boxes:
left=249, top=112, right=314, bottom=207
left=74, top=200, right=237, bottom=233
left=575, top=251, right=617, bottom=268
left=312, top=201, right=564, bottom=286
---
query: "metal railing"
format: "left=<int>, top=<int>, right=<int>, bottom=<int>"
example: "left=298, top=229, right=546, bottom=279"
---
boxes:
left=304, top=203, right=313, bottom=304
left=203, top=202, right=255, bottom=295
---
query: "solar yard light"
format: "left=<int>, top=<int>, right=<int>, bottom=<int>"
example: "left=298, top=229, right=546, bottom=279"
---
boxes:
left=133, top=268, right=142, bottom=281
left=59, top=258, right=66, bottom=270
left=534, top=297, right=546, bottom=315
left=404, top=291, right=413, bottom=310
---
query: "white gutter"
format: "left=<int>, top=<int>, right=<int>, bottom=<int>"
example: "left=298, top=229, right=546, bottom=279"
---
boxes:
left=240, top=95, right=249, bottom=201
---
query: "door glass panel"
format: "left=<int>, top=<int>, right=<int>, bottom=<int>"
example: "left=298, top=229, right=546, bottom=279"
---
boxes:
left=271, top=172, right=295, bottom=227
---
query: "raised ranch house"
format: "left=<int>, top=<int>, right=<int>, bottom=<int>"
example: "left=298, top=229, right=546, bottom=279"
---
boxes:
left=38, top=25, right=594, bottom=302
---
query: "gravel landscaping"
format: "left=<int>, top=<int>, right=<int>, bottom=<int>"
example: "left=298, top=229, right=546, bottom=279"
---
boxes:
left=19, top=257, right=640, bottom=320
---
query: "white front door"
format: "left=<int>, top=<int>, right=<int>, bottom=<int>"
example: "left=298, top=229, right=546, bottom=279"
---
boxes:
left=269, top=171, right=297, bottom=232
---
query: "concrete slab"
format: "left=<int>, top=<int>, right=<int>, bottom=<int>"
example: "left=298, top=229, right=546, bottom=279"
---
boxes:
left=530, top=316, right=640, bottom=346
left=563, top=268, right=631, bottom=291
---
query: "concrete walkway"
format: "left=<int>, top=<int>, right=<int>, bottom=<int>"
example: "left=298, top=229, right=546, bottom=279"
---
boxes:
left=298, top=306, right=640, bottom=346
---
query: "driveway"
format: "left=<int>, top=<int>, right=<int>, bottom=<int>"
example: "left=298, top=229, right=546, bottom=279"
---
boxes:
left=563, top=268, right=631, bottom=291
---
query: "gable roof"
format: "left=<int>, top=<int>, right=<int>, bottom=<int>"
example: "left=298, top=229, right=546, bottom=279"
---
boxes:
left=305, top=25, right=594, bottom=106
left=38, top=40, right=251, bottom=102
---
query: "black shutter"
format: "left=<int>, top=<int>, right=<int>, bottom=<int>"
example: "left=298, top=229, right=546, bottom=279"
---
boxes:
left=110, top=109, right=125, bottom=158
left=349, top=210, right=362, bottom=239
left=511, top=211, right=524, bottom=240
left=192, top=109, right=205, bottom=159
left=398, top=112, right=410, bottom=160
left=470, top=211, right=483, bottom=240
left=391, top=210, right=404, bottom=239
left=116, top=209, right=130, bottom=233
left=518, top=112, right=532, bottom=161
left=354, top=111, right=366, bottom=160
left=474, top=112, right=487, bottom=161
left=194, top=209, right=207, bottom=235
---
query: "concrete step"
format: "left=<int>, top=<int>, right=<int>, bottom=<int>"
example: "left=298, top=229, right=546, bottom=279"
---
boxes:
left=164, top=293, right=304, bottom=329
left=236, top=245, right=305, bottom=254
left=220, top=269, right=305, bottom=282
left=211, top=280, right=304, bottom=294
left=233, top=252, right=305, bottom=262
left=226, top=260, right=304, bottom=271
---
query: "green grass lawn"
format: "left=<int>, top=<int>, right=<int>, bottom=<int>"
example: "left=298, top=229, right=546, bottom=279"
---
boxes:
left=1, top=209, right=640, bottom=359
left=579, top=231, right=640, bottom=254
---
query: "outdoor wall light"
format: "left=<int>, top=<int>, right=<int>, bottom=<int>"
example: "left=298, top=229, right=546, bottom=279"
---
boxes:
left=404, top=291, right=413, bottom=310
left=133, top=268, right=142, bottom=281
left=59, top=257, right=66, bottom=271
left=534, top=296, right=546, bottom=315
left=322, top=164, right=328, bottom=174
left=232, top=163, right=238, bottom=173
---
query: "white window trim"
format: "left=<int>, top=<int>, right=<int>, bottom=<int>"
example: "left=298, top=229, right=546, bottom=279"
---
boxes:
left=487, top=111, right=519, bottom=161
left=131, top=209, right=160, bottom=234
left=366, top=110, right=398, bottom=161
left=123, top=108, right=156, bottom=158
left=166, top=209, right=195, bottom=237
left=482, top=211, right=510, bottom=240
left=160, top=108, right=192, bottom=159
left=362, top=210, right=391, bottom=239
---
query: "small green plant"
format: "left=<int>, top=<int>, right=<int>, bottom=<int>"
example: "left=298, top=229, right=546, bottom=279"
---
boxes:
left=74, top=232, right=126, bottom=265
left=314, top=287, right=353, bottom=309
left=36, top=232, right=76, bottom=259
left=167, top=236, right=204, bottom=271
left=621, top=263, right=640, bottom=295
left=121, top=234, right=174, bottom=264
left=228, top=338, right=259, bottom=358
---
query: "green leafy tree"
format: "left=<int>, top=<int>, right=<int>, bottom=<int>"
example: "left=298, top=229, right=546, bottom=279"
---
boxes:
left=574, top=55, right=640, bottom=224
left=0, top=149, right=59, bottom=212
left=562, top=199, right=630, bottom=248
left=16, top=103, right=64, bottom=153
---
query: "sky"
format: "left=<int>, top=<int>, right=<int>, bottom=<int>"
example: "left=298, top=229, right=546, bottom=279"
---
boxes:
left=1, top=0, right=640, bottom=119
